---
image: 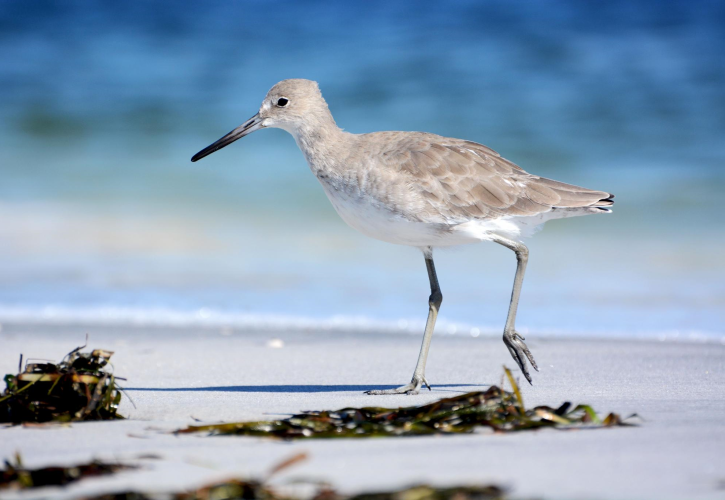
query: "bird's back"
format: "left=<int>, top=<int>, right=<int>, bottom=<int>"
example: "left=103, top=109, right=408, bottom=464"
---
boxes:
left=356, top=131, right=614, bottom=225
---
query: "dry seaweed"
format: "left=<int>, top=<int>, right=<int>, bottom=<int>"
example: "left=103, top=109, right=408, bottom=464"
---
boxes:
left=84, top=453, right=507, bottom=500
left=0, top=341, right=125, bottom=424
left=174, top=482, right=507, bottom=500
left=0, top=453, right=133, bottom=490
left=331, top=484, right=506, bottom=500
left=177, top=367, right=634, bottom=439
left=85, top=481, right=286, bottom=500
left=85, top=456, right=305, bottom=500
left=87, top=482, right=507, bottom=500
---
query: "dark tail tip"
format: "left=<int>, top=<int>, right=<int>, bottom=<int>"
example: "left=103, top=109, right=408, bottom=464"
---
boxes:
left=596, top=193, right=615, bottom=207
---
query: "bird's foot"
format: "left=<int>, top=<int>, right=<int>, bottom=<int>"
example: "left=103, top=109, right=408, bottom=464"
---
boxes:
left=503, top=330, right=538, bottom=384
left=365, top=376, right=431, bottom=395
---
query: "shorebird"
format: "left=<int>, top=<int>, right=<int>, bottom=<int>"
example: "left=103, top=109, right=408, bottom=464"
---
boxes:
left=192, top=79, right=613, bottom=394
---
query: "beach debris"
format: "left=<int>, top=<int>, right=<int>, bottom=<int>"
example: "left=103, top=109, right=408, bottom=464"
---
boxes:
left=176, top=367, right=634, bottom=439
left=83, top=478, right=289, bottom=500
left=171, top=481, right=507, bottom=500
left=0, top=453, right=133, bottom=490
left=0, top=340, right=125, bottom=424
left=323, top=484, right=507, bottom=500
left=81, top=454, right=308, bottom=500
left=84, top=479, right=508, bottom=500
left=82, top=453, right=508, bottom=500
left=84, top=483, right=508, bottom=500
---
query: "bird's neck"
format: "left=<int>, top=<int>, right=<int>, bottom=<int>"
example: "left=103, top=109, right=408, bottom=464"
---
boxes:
left=290, top=113, right=351, bottom=175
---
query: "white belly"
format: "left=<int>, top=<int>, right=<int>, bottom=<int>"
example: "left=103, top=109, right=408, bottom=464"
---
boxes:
left=320, top=183, right=498, bottom=247
left=322, top=186, right=442, bottom=246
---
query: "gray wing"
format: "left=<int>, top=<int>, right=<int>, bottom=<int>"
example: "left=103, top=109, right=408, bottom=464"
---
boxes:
left=382, top=134, right=614, bottom=223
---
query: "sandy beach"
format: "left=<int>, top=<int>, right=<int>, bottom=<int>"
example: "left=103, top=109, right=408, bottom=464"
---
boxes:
left=1, top=323, right=724, bottom=500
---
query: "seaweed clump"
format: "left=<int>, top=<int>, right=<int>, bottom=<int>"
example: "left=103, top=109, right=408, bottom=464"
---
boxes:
left=1, top=451, right=507, bottom=500
left=0, top=454, right=132, bottom=490
left=83, top=454, right=507, bottom=500
left=325, top=484, right=506, bottom=500
left=90, top=483, right=507, bottom=500
left=0, top=342, right=125, bottom=424
left=177, top=367, right=634, bottom=439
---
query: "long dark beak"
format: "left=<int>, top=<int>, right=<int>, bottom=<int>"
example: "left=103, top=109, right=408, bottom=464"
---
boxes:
left=191, top=113, right=264, bottom=162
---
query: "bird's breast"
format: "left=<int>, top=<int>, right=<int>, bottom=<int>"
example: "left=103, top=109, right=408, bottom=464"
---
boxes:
left=315, top=174, right=472, bottom=247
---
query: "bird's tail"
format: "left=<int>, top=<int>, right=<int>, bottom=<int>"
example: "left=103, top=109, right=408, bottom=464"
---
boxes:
left=535, top=177, right=614, bottom=213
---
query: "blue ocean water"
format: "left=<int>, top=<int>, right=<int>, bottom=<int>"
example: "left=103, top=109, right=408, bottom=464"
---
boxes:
left=0, top=1, right=723, bottom=339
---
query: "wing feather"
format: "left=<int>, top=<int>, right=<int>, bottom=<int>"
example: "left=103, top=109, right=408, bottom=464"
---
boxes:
left=377, top=132, right=613, bottom=222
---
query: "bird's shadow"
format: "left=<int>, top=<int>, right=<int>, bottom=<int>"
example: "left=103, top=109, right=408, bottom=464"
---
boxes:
left=124, top=384, right=484, bottom=394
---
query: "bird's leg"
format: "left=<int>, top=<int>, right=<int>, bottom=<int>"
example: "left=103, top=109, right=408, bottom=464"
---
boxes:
left=490, top=235, right=539, bottom=384
left=366, top=250, right=441, bottom=395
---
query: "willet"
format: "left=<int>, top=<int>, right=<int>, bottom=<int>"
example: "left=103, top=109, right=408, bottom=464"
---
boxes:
left=192, top=79, right=613, bottom=394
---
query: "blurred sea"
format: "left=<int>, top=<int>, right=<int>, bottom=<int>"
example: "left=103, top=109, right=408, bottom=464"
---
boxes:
left=0, top=1, right=723, bottom=340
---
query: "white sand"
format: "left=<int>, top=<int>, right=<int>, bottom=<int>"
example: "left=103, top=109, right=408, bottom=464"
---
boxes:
left=1, top=324, right=724, bottom=499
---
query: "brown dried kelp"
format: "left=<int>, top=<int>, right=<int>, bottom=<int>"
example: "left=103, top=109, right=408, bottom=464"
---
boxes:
left=184, top=482, right=507, bottom=500
left=175, top=478, right=293, bottom=500
left=87, top=482, right=507, bottom=500
left=84, top=453, right=507, bottom=500
left=0, top=454, right=133, bottom=490
left=86, top=454, right=308, bottom=500
left=343, top=484, right=506, bottom=500
left=177, top=367, right=633, bottom=439
left=2, top=450, right=508, bottom=500
left=0, top=342, right=125, bottom=424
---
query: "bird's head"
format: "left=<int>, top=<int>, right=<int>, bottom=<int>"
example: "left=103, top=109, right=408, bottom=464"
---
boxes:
left=191, top=79, right=332, bottom=162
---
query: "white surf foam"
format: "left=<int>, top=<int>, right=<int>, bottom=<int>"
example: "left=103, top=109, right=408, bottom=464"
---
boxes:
left=0, top=305, right=721, bottom=343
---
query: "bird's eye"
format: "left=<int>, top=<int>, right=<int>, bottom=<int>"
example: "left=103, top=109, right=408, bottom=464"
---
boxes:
left=276, top=97, right=289, bottom=107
